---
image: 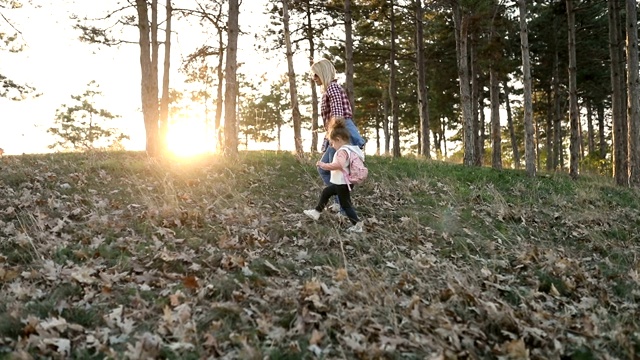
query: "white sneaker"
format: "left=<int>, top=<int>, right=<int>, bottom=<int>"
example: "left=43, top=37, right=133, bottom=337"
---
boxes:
left=304, top=209, right=321, bottom=221
left=328, top=203, right=341, bottom=212
left=347, top=222, right=363, bottom=233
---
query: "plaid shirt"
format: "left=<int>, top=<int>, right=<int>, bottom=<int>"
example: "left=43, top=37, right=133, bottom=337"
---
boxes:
left=321, top=80, right=353, bottom=129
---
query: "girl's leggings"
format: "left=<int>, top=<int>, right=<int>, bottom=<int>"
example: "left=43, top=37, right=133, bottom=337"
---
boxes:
left=315, top=184, right=360, bottom=225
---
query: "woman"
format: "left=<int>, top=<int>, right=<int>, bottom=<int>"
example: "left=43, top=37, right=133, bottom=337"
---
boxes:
left=310, top=59, right=366, bottom=189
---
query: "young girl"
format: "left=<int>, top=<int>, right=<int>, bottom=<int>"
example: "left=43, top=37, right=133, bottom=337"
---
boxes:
left=310, top=59, right=366, bottom=213
left=304, top=119, right=364, bottom=233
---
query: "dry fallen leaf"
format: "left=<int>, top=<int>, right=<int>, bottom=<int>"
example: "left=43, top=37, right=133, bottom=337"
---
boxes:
left=334, top=268, right=348, bottom=281
left=182, top=275, right=199, bottom=289
left=310, top=329, right=324, bottom=345
left=503, top=338, right=529, bottom=359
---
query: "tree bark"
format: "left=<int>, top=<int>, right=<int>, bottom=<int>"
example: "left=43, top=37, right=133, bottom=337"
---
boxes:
left=471, top=36, right=481, bottom=166
left=504, top=80, right=519, bottom=169
left=383, top=84, right=390, bottom=155
left=608, top=0, right=628, bottom=184
left=390, top=0, right=400, bottom=158
left=344, top=0, right=355, bottom=111
left=224, top=0, right=239, bottom=156
left=136, top=0, right=159, bottom=157
left=553, top=51, right=562, bottom=170
left=519, top=0, right=535, bottom=177
left=159, top=0, right=172, bottom=155
left=597, top=102, right=606, bottom=159
left=545, top=90, right=553, bottom=171
left=305, top=1, right=318, bottom=152
left=282, top=0, right=303, bottom=156
left=415, top=0, right=430, bottom=158
left=585, top=98, right=594, bottom=154
left=453, top=3, right=474, bottom=166
left=626, top=0, right=640, bottom=186
left=215, top=29, right=224, bottom=152
left=567, top=0, right=580, bottom=179
left=490, top=66, right=501, bottom=170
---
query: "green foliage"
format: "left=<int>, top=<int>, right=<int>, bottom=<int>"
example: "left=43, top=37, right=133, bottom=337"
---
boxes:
left=238, top=75, right=290, bottom=145
left=580, top=152, right=611, bottom=176
left=47, top=81, right=129, bottom=151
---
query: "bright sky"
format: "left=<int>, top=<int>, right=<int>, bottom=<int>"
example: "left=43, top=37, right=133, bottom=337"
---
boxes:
left=1, top=0, right=319, bottom=156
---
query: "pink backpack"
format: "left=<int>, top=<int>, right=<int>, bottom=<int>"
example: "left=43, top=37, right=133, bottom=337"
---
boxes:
left=341, top=148, right=368, bottom=190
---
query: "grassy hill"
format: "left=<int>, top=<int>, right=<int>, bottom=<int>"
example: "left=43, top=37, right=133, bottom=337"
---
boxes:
left=0, top=151, right=638, bottom=359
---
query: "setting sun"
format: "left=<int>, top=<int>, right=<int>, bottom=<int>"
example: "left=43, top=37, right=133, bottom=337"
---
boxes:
left=165, top=116, right=215, bottom=157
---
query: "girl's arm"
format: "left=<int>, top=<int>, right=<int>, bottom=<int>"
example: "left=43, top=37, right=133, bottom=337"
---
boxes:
left=317, top=150, right=348, bottom=170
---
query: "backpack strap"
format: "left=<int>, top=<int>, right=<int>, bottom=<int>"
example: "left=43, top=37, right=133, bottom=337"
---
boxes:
left=339, top=147, right=354, bottom=191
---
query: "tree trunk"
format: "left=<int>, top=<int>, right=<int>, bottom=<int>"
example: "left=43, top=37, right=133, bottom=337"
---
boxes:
left=224, top=0, right=239, bottom=156
left=479, top=90, right=486, bottom=165
left=553, top=51, right=562, bottom=170
left=519, top=0, right=535, bottom=177
left=490, top=67, right=501, bottom=170
left=390, top=0, right=400, bottom=158
left=415, top=0, right=430, bottom=159
left=305, top=1, right=318, bottom=152
left=375, top=109, right=381, bottom=155
left=504, top=80, right=519, bottom=169
left=453, top=3, right=474, bottom=166
left=442, top=118, right=448, bottom=158
left=344, top=0, right=355, bottom=111
left=609, top=0, right=627, bottom=184
left=151, top=0, right=159, bottom=115
left=597, top=102, right=606, bottom=159
left=159, top=0, right=172, bottom=155
left=567, top=0, right=579, bottom=179
left=586, top=98, right=594, bottom=154
left=215, top=29, right=224, bottom=152
left=383, top=84, right=390, bottom=155
left=282, top=0, right=303, bottom=156
left=277, top=124, right=282, bottom=151
left=626, top=0, right=640, bottom=186
left=545, top=90, right=553, bottom=171
left=433, top=127, right=441, bottom=159
left=136, top=0, right=159, bottom=157
left=471, top=36, right=481, bottom=166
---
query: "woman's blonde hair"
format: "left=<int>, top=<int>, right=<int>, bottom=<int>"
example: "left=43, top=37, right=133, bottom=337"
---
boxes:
left=328, top=118, right=350, bottom=142
left=310, top=58, right=336, bottom=93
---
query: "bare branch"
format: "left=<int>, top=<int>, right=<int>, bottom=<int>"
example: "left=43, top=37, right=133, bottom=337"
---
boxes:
left=0, top=12, right=22, bottom=36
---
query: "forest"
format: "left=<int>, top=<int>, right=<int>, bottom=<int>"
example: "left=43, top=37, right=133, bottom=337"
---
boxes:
left=2, top=0, right=638, bottom=187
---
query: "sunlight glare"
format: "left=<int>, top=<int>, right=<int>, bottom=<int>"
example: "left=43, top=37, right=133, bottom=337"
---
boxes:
left=166, top=117, right=215, bottom=157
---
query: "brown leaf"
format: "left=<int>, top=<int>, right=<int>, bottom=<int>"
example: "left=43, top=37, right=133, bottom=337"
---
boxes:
left=334, top=268, right=348, bottom=281
left=503, top=338, right=529, bottom=359
left=309, top=329, right=324, bottom=345
left=182, top=275, right=199, bottom=290
left=169, top=294, right=182, bottom=307
left=439, top=287, right=454, bottom=302
left=0, top=268, right=19, bottom=282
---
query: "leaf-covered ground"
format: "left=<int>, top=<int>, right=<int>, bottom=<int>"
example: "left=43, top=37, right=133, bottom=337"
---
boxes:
left=0, top=151, right=639, bottom=359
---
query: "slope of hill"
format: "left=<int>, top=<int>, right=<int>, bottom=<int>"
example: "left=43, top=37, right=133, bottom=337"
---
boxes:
left=0, top=151, right=638, bottom=359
